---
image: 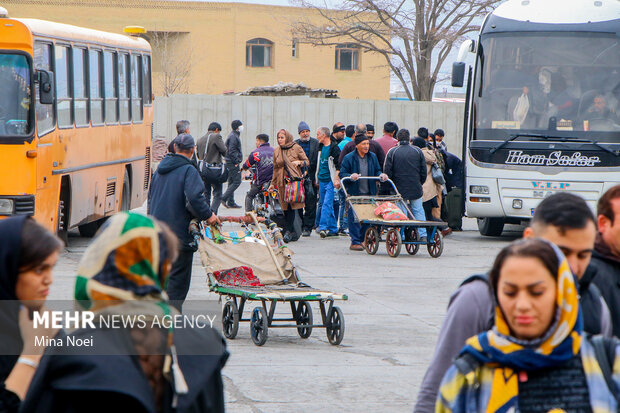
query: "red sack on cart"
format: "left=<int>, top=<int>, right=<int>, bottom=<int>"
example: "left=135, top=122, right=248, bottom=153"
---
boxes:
left=213, top=266, right=264, bottom=287
left=374, top=202, right=408, bottom=220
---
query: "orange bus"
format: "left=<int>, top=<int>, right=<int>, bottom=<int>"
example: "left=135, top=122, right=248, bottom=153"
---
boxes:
left=0, top=11, right=152, bottom=242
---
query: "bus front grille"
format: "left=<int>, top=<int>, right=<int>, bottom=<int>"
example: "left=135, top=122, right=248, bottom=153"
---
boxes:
left=14, top=196, right=35, bottom=215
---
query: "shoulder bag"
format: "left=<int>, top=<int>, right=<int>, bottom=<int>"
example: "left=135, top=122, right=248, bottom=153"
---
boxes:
left=199, top=134, right=229, bottom=184
left=282, top=149, right=305, bottom=204
left=431, top=162, right=446, bottom=185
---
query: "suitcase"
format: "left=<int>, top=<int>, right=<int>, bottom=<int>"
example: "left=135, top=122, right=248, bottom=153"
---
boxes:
left=445, top=188, right=463, bottom=230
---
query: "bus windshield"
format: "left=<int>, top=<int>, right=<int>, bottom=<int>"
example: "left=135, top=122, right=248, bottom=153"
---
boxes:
left=0, top=54, right=32, bottom=137
left=473, top=32, right=620, bottom=143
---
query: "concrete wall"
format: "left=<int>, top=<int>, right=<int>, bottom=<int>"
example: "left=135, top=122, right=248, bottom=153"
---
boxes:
left=154, top=95, right=466, bottom=158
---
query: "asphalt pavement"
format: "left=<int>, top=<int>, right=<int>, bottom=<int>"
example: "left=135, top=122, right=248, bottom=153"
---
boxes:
left=50, top=182, right=524, bottom=412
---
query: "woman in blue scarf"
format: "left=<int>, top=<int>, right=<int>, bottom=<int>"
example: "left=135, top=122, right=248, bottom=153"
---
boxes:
left=437, top=238, right=620, bottom=412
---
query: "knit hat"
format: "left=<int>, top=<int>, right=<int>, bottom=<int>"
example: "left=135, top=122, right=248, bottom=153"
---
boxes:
left=354, top=133, right=369, bottom=145
left=298, top=121, right=310, bottom=134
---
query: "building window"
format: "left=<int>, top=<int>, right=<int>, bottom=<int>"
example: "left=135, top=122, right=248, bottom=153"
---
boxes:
left=292, top=39, right=298, bottom=58
left=335, top=44, right=360, bottom=71
left=246, top=38, right=273, bottom=68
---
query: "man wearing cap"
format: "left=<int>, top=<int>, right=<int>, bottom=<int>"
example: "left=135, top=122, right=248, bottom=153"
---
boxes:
left=366, top=124, right=375, bottom=139
left=148, top=133, right=220, bottom=311
left=222, top=119, right=244, bottom=209
left=295, top=121, right=320, bottom=237
left=340, top=127, right=388, bottom=251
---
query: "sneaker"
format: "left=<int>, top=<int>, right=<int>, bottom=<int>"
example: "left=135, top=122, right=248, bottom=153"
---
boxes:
left=319, top=230, right=327, bottom=239
left=302, top=229, right=311, bottom=237
left=325, top=231, right=339, bottom=238
left=227, top=202, right=242, bottom=209
left=337, top=229, right=348, bottom=236
left=283, top=232, right=292, bottom=243
left=349, top=244, right=364, bottom=251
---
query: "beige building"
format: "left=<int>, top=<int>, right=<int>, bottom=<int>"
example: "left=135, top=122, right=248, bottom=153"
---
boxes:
left=4, top=0, right=390, bottom=100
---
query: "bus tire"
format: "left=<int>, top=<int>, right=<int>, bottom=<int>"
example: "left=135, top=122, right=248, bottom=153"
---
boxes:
left=477, top=217, right=504, bottom=237
left=120, top=169, right=131, bottom=212
left=78, top=221, right=100, bottom=238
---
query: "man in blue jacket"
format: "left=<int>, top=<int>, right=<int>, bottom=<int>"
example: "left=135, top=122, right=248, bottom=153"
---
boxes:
left=340, top=129, right=387, bottom=251
left=148, top=134, right=220, bottom=310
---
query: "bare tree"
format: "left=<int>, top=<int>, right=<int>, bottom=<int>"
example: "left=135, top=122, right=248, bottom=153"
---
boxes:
left=292, top=0, right=500, bottom=101
left=148, top=31, right=191, bottom=97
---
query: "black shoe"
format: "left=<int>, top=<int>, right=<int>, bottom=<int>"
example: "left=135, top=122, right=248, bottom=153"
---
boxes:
left=227, top=202, right=242, bottom=209
left=302, top=229, right=311, bottom=237
left=319, top=230, right=327, bottom=239
left=283, top=232, right=292, bottom=243
left=325, top=231, right=339, bottom=238
left=337, top=229, right=349, bottom=236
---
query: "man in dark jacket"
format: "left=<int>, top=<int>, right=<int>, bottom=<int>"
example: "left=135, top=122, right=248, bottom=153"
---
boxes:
left=242, top=133, right=274, bottom=212
left=196, top=122, right=227, bottom=214
left=295, top=121, right=320, bottom=237
left=340, top=131, right=387, bottom=251
left=592, top=185, right=620, bottom=337
left=148, top=134, right=220, bottom=310
left=222, top=120, right=243, bottom=209
left=383, top=128, right=427, bottom=239
left=414, top=192, right=611, bottom=412
left=315, top=126, right=341, bottom=238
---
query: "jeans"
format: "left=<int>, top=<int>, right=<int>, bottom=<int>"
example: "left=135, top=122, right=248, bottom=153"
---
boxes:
left=318, top=181, right=338, bottom=233
left=406, top=197, right=427, bottom=238
left=222, top=162, right=241, bottom=205
left=337, top=188, right=347, bottom=231
left=204, top=179, right=223, bottom=214
left=245, top=182, right=262, bottom=212
left=347, top=204, right=368, bottom=245
left=166, top=249, right=194, bottom=312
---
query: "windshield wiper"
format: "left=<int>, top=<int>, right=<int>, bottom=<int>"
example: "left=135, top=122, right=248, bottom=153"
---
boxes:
left=489, top=133, right=549, bottom=154
left=547, top=136, right=619, bottom=157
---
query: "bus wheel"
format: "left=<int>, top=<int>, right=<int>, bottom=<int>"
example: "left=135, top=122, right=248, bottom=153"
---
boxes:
left=78, top=221, right=100, bottom=238
left=57, top=197, right=68, bottom=245
left=477, top=217, right=504, bottom=237
left=120, top=170, right=131, bottom=212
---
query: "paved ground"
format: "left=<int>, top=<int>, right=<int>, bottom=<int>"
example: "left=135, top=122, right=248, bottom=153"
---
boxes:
left=50, top=182, right=524, bottom=412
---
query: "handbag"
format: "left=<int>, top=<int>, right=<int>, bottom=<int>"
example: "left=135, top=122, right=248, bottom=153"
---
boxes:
left=301, top=165, right=315, bottom=200
left=282, top=153, right=305, bottom=204
left=431, top=162, right=446, bottom=185
left=199, top=134, right=229, bottom=184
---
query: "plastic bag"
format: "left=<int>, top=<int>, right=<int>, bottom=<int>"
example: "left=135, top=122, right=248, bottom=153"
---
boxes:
left=374, top=202, right=408, bottom=220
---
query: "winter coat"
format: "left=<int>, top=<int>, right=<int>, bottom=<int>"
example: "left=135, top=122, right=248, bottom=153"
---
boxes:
left=383, top=141, right=426, bottom=200
left=243, top=143, right=274, bottom=186
left=295, top=138, right=320, bottom=182
left=271, top=143, right=309, bottom=210
left=444, top=151, right=464, bottom=191
left=339, top=151, right=381, bottom=196
left=338, top=139, right=385, bottom=169
left=20, top=327, right=228, bottom=413
left=196, top=133, right=227, bottom=164
left=148, top=154, right=213, bottom=251
left=421, top=148, right=441, bottom=202
left=225, top=130, right=242, bottom=164
left=591, top=238, right=620, bottom=338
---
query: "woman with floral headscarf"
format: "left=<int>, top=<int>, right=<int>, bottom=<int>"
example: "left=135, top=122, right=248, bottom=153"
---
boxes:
left=436, top=238, right=620, bottom=412
left=21, top=212, right=228, bottom=413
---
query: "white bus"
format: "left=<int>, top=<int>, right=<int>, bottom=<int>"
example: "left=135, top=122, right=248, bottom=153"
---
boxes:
left=452, top=0, right=620, bottom=236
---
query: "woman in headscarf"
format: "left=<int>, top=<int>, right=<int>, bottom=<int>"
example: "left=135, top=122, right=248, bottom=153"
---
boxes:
left=437, top=238, right=620, bottom=412
left=0, top=216, right=62, bottom=410
left=21, top=212, right=228, bottom=413
left=269, top=129, right=309, bottom=243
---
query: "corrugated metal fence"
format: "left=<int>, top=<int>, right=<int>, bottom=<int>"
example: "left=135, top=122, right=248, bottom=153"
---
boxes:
left=154, top=95, right=465, bottom=157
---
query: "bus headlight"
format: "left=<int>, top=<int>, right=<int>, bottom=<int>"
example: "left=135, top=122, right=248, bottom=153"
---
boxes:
left=0, top=199, right=14, bottom=215
left=470, top=185, right=489, bottom=195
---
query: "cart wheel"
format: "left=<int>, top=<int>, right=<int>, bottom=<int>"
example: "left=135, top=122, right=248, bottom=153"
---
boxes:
left=222, top=300, right=239, bottom=339
left=405, top=228, right=419, bottom=255
left=385, top=228, right=402, bottom=258
left=364, top=227, right=379, bottom=255
left=250, top=307, right=269, bottom=346
left=296, top=301, right=313, bottom=339
left=326, top=306, right=345, bottom=345
left=427, top=230, right=444, bottom=258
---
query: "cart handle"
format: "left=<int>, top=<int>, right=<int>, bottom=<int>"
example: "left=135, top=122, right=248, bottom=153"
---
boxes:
left=340, top=176, right=399, bottom=198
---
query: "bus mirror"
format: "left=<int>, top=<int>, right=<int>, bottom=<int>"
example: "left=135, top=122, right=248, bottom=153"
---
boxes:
left=37, top=70, right=54, bottom=105
left=452, top=62, right=466, bottom=87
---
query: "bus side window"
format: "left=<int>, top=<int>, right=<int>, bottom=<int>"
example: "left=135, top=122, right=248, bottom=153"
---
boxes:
left=142, top=55, right=152, bottom=106
left=34, top=41, right=55, bottom=136
left=131, top=54, right=142, bottom=122
left=55, top=45, right=72, bottom=128
left=89, top=49, right=103, bottom=125
left=118, top=52, right=130, bottom=123
left=103, top=51, right=118, bottom=124
left=73, top=47, right=88, bottom=127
